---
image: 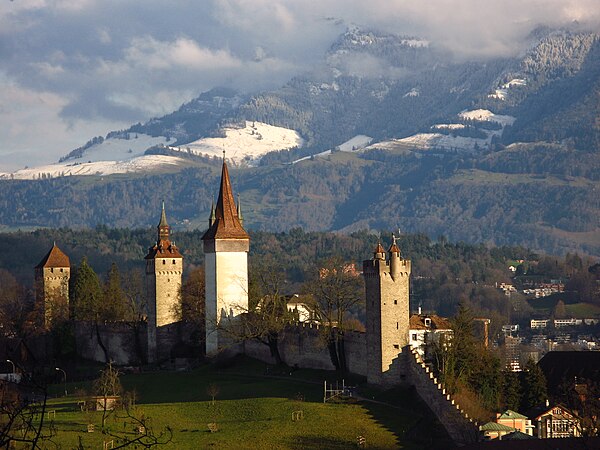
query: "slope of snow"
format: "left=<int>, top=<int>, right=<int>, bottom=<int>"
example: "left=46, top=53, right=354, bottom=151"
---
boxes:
left=459, top=109, right=516, bottom=126
left=64, top=133, right=169, bottom=163
left=0, top=155, right=186, bottom=180
left=337, top=135, right=372, bottom=152
left=488, top=78, right=526, bottom=100
left=389, top=133, right=490, bottom=152
left=180, top=121, right=303, bottom=166
left=291, top=135, right=372, bottom=164
left=431, top=123, right=465, bottom=130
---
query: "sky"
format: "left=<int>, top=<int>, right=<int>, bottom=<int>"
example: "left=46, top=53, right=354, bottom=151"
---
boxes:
left=0, top=0, right=598, bottom=171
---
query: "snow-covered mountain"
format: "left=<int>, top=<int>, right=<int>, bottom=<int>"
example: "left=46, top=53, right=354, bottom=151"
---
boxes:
left=0, top=122, right=303, bottom=179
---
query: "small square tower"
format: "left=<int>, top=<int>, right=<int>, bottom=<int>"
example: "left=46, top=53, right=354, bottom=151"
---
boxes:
left=363, top=236, right=411, bottom=385
left=35, top=243, right=70, bottom=330
left=145, top=202, right=183, bottom=362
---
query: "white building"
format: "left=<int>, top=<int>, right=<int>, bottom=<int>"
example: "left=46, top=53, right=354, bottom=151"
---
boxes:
left=202, top=158, right=250, bottom=356
left=409, top=314, right=453, bottom=360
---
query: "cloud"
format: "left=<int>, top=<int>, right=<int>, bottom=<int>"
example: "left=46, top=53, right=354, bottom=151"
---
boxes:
left=0, top=0, right=598, bottom=170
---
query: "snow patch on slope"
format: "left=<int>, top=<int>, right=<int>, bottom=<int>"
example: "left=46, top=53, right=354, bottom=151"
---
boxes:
left=1, top=155, right=186, bottom=180
left=64, top=133, right=169, bottom=163
left=458, top=109, right=516, bottom=126
left=292, top=135, right=372, bottom=164
left=180, top=121, right=303, bottom=166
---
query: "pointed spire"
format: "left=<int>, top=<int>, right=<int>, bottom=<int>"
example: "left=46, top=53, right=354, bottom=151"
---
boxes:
left=159, top=200, right=169, bottom=227
left=157, top=200, right=170, bottom=241
left=202, top=159, right=249, bottom=240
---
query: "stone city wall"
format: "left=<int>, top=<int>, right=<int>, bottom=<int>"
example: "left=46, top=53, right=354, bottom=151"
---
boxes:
left=406, top=347, right=479, bottom=446
left=243, top=322, right=367, bottom=376
left=75, top=321, right=148, bottom=365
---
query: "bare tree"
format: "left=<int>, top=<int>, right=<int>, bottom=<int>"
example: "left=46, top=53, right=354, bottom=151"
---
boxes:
left=93, top=362, right=123, bottom=429
left=302, top=257, right=364, bottom=373
left=0, top=362, right=55, bottom=448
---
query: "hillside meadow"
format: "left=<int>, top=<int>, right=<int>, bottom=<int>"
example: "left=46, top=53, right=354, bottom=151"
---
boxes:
left=36, top=357, right=450, bottom=449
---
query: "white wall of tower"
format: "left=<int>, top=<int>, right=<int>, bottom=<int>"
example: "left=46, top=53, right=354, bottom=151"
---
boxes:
left=205, top=248, right=248, bottom=355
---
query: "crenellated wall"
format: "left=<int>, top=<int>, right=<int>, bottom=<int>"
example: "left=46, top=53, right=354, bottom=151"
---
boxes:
left=243, top=324, right=478, bottom=446
left=407, top=347, right=479, bottom=446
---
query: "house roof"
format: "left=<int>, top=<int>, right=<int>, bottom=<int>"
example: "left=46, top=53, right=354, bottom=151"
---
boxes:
left=536, top=405, right=579, bottom=421
left=538, top=351, right=600, bottom=393
left=35, top=244, right=70, bottom=268
left=480, top=422, right=516, bottom=432
left=202, top=160, right=249, bottom=241
left=501, top=431, right=534, bottom=440
left=409, top=314, right=452, bottom=331
left=497, top=410, right=528, bottom=420
left=526, top=403, right=580, bottom=421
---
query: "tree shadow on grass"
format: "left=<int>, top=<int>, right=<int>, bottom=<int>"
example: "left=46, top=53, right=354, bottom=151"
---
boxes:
left=360, top=385, right=454, bottom=450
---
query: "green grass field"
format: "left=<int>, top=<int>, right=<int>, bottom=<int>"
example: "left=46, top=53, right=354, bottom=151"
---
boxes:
left=38, top=357, right=449, bottom=449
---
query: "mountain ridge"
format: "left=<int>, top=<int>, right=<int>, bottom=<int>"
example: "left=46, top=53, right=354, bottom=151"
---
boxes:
left=0, top=26, right=598, bottom=257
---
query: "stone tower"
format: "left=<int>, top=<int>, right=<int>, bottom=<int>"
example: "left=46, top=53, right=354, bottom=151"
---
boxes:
left=145, top=202, right=183, bottom=362
left=35, top=243, right=70, bottom=329
left=363, top=235, right=411, bottom=385
left=202, top=157, right=249, bottom=356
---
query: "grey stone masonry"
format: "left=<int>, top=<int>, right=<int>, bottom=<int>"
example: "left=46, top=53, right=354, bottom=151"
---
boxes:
left=364, top=244, right=411, bottom=386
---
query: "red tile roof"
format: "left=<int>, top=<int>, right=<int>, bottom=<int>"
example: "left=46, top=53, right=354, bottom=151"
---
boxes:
left=409, top=314, right=452, bottom=330
left=35, top=244, right=70, bottom=268
left=202, top=160, right=249, bottom=241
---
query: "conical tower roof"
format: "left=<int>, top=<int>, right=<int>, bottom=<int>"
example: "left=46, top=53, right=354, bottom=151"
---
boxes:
left=373, top=242, right=386, bottom=260
left=202, top=159, right=249, bottom=240
left=145, top=203, right=182, bottom=259
left=389, top=234, right=401, bottom=254
left=158, top=200, right=169, bottom=228
left=35, top=243, right=70, bottom=268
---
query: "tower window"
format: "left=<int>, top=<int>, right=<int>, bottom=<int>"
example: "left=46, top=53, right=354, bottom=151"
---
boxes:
left=60, top=268, right=63, bottom=272
left=163, top=260, right=166, bottom=265
left=396, top=322, right=398, bottom=329
left=172, top=259, right=176, bottom=264
left=51, top=268, right=54, bottom=273
left=394, top=300, right=397, bottom=305
left=393, top=344, right=399, bottom=349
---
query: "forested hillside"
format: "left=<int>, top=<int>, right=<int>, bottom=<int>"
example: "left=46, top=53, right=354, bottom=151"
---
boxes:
left=2, top=227, right=598, bottom=335
left=1, top=144, right=598, bottom=256
left=0, top=28, right=598, bottom=257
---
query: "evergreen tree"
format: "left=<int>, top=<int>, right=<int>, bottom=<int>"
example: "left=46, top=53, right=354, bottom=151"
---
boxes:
left=522, top=359, right=548, bottom=411
left=103, top=262, right=126, bottom=321
left=450, top=304, right=478, bottom=384
left=501, top=370, right=522, bottom=411
left=72, top=258, right=103, bottom=321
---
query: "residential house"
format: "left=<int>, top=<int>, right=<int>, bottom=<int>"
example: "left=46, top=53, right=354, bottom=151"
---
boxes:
left=495, top=410, right=534, bottom=436
left=529, top=404, right=582, bottom=438
left=409, top=314, right=452, bottom=360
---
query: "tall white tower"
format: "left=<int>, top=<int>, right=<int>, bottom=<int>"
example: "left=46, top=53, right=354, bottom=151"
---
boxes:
left=145, top=202, right=183, bottom=362
left=202, top=158, right=249, bottom=356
